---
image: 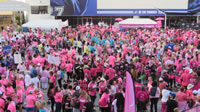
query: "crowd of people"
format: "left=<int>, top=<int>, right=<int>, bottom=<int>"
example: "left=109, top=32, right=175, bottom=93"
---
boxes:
left=0, top=25, right=200, bottom=112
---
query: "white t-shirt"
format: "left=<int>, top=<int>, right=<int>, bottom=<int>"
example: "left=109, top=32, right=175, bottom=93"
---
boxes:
left=110, top=85, right=117, bottom=95
left=161, top=89, right=171, bottom=102
left=25, top=75, right=31, bottom=87
left=112, top=99, right=117, bottom=112
left=126, top=56, right=132, bottom=64
left=30, top=77, right=40, bottom=88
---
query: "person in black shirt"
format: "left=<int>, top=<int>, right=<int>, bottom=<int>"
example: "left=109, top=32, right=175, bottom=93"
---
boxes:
left=82, top=95, right=94, bottom=112
left=166, top=92, right=178, bottom=112
left=64, top=95, right=72, bottom=112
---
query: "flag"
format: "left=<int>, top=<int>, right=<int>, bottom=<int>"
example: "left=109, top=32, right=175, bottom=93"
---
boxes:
left=124, top=72, right=136, bottom=112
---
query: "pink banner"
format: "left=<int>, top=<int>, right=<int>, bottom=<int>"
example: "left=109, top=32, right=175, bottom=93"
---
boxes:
left=124, top=72, right=136, bottom=112
left=120, top=24, right=156, bottom=28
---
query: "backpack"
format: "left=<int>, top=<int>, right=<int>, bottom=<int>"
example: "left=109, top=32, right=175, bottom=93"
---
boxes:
left=150, top=87, right=157, bottom=96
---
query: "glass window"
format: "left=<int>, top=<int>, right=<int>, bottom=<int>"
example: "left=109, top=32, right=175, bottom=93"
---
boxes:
left=31, top=6, right=48, bottom=14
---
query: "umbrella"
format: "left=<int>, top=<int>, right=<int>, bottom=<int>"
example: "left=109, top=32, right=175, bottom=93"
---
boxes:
left=115, top=18, right=123, bottom=21
left=156, top=17, right=164, bottom=21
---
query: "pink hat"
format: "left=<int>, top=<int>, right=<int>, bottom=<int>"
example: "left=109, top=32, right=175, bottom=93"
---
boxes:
left=185, top=69, right=190, bottom=73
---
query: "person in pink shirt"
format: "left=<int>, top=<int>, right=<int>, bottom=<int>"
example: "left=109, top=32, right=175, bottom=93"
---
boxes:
left=65, top=61, right=73, bottom=80
left=0, top=91, right=5, bottom=112
left=179, top=69, right=193, bottom=88
left=97, top=60, right=103, bottom=77
left=176, top=86, right=188, bottom=112
left=98, top=89, right=110, bottom=112
left=99, top=79, right=107, bottom=97
left=6, top=83, right=15, bottom=100
left=40, top=67, right=49, bottom=90
left=79, top=91, right=88, bottom=111
left=49, top=71, right=56, bottom=86
left=109, top=54, right=116, bottom=67
left=6, top=97, right=16, bottom=112
left=16, top=86, right=23, bottom=112
left=33, top=88, right=44, bottom=100
left=26, top=90, right=36, bottom=112
left=90, top=65, right=97, bottom=78
left=88, top=78, right=97, bottom=104
left=26, top=83, right=35, bottom=95
left=0, top=75, right=9, bottom=86
left=149, top=81, right=160, bottom=112
left=105, top=65, right=116, bottom=80
left=136, top=86, right=149, bottom=112
left=54, top=87, right=63, bottom=112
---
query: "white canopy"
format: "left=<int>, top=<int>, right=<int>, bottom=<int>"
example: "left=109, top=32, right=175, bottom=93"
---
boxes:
left=22, top=19, right=68, bottom=31
left=119, top=18, right=157, bottom=28
left=119, top=18, right=157, bottom=25
left=0, top=0, right=29, bottom=11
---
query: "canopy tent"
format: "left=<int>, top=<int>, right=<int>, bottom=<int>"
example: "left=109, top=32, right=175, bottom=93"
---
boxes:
left=119, top=18, right=157, bottom=28
left=22, top=19, right=68, bottom=31
left=0, top=0, right=29, bottom=11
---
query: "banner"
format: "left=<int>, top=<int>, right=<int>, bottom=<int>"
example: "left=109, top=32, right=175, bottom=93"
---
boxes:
left=48, top=55, right=60, bottom=66
left=124, top=72, right=136, bottom=112
left=50, top=0, right=187, bottom=16
left=3, top=45, right=11, bottom=54
left=14, top=53, right=22, bottom=64
left=188, top=0, right=200, bottom=12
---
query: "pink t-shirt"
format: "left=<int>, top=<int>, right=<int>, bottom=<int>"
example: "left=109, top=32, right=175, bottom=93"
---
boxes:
left=105, top=68, right=116, bottom=80
left=54, top=92, right=63, bottom=103
left=99, top=82, right=106, bottom=94
left=79, top=97, right=87, bottom=110
left=109, top=56, right=116, bottom=66
left=136, top=90, right=149, bottom=101
left=98, top=93, right=110, bottom=107
left=7, top=101, right=16, bottom=112
left=176, top=91, right=187, bottom=102
left=179, top=73, right=193, bottom=86
left=16, top=89, right=23, bottom=103
left=6, top=87, right=15, bottom=98
left=0, top=98, right=5, bottom=112
left=88, top=82, right=97, bottom=96
left=90, top=68, right=97, bottom=77
left=26, top=95, right=36, bottom=108
left=26, top=86, right=34, bottom=95
left=66, top=64, right=73, bottom=72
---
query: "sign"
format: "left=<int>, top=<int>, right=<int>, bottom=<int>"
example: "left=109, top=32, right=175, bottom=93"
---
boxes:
left=48, top=55, right=60, bottom=66
left=14, top=53, right=22, bottom=64
left=50, top=0, right=187, bottom=16
left=3, top=45, right=11, bottom=54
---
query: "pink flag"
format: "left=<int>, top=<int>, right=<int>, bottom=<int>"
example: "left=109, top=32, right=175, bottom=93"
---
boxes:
left=124, top=72, right=136, bottom=112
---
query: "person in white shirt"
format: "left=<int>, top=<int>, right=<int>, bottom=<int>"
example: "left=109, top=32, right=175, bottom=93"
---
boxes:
left=44, top=45, right=50, bottom=53
left=126, top=53, right=132, bottom=64
left=30, top=76, right=40, bottom=88
left=25, top=72, right=31, bottom=88
left=161, top=87, right=171, bottom=112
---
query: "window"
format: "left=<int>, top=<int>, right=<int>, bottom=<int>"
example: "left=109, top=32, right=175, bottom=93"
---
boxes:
left=31, top=6, right=48, bottom=14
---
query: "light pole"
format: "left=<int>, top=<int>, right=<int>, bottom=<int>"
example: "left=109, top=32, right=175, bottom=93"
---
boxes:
left=164, top=13, right=167, bottom=29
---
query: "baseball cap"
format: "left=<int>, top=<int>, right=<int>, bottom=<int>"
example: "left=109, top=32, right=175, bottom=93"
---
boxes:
left=76, top=86, right=81, bottom=91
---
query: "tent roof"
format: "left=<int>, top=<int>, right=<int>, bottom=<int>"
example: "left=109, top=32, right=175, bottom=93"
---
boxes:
left=119, top=18, right=157, bottom=25
left=0, top=0, right=29, bottom=11
left=22, top=19, right=68, bottom=31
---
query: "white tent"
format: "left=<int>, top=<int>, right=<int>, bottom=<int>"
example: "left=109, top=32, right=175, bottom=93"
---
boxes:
left=22, top=19, right=68, bottom=31
left=0, top=0, right=29, bottom=11
left=119, top=18, right=157, bottom=28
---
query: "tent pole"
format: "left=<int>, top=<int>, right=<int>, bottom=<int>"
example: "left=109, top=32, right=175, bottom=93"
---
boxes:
left=164, top=14, right=167, bottom=29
